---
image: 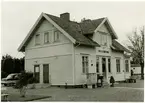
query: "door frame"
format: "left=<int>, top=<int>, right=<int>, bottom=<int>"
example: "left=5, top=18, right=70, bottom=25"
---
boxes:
left=102, top=57, right=107, bottom=79
left=43, top=64, right=50, bottom=84
left=34, top=65, right=40, bottom=83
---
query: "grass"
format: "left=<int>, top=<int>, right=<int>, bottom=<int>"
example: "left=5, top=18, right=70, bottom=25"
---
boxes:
left=1, top=94, right=51, bottom=102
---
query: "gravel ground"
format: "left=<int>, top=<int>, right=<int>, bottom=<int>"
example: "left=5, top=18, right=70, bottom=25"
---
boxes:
left=3, top=79, right=144, bottom=102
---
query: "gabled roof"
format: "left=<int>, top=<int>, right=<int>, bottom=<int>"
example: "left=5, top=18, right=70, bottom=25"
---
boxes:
left=18, top=12, right=119, bottom=52
left=18, top=13, right=102, bottom=51
left=79, top=18, right=104, bottom=34
left=80, top=18, right=118, bottom=39
left=111, top=40, right=131, bottom=53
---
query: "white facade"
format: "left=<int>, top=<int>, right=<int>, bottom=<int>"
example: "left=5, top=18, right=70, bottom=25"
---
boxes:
left=22, top=16, right=131, bottom=86
left=25, top=19, right=74, bottom=85
left=131, top=65, right=141, bottom=75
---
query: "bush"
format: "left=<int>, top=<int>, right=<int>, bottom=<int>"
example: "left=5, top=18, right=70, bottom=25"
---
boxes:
left=15, top=71, right=34, bottom=89
left=28, top=77, right=36, bottom=84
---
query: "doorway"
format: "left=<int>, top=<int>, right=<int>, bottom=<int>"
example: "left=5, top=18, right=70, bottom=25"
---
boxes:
left=34, top=65, right=40, bottom=83
left=102, top=58, right=106, bottom=78
left=43, top=64, right=49, bottom=83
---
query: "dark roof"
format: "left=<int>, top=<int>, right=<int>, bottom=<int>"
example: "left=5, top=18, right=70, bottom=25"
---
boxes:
left=45, top=13, right=101, bottom=47
left=79, top=18, right=104, bottom=34
left=111, top=40, right=131, bottom=53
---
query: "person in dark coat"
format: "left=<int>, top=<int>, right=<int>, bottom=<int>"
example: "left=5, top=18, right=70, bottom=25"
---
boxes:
left=131, top=69, right=134, bottom=76
left=110, top=76, right=115, bottom=87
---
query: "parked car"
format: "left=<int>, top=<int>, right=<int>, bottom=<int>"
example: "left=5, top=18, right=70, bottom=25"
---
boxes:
left=1, top=73, right=21, bottom=86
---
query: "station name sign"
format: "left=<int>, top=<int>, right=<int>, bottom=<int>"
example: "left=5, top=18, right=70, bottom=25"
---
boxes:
left=98, top=50, right=109, bottom=53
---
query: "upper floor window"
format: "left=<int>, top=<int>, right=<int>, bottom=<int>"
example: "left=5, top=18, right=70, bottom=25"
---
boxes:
left=108, top=58, right=111, bottom=73
left=116, top=59, right=121, bottom=73
left=54, top=31, right=59, bottom=42
left=44, top=32, right=49, bottom=44
left=96, top=57, right=99, bottom=73
left=82, top=56, right=89, bottom=74
left=125, top=60, right=129, bottom=72
left=100, top=33, right=107, bottom=46
left=35, top=34, right=40, bottom=45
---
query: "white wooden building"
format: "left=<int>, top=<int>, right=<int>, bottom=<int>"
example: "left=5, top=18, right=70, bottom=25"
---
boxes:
left=18, top=12, right=131, bottom=86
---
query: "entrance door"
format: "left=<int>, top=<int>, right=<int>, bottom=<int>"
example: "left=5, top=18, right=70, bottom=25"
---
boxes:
left=102, top=58, right=106, bottom=78
left=34, top=65, right=40, bottom=83
left=43, top=64, right=49, bottom=83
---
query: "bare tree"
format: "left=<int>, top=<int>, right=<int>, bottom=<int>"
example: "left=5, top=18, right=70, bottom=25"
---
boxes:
left=127, top=26, right=144, bottom=79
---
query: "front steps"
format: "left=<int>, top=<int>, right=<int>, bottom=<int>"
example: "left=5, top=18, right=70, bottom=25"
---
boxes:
left=103, top=80, right=110, bottom=87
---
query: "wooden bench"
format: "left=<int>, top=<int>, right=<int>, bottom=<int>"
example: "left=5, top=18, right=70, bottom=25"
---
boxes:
left=1, top=93, right=9, bottom=101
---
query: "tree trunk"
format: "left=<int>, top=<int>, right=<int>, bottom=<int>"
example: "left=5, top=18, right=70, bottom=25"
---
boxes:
left=140, top=63, right=144, bottom=80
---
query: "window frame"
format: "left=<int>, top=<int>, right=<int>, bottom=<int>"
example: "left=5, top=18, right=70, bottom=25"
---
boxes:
left=116, top=59, right=121, bottom=73
left=35, top=34, right=40, bottom=45
left=108, top=58, right=111, bottom=73
left=82, top=56, right=89, bottom=74
left=34, top=65, right=40, bottom=83
left=96, top=57, right=99, bottom=73
left=125, top=60, right=129, bottom=72
left=100, top=32, right=107, bottom=46
left=44, top=32, right=50, bottom=44
left=54, top=31, right=60, bottom=42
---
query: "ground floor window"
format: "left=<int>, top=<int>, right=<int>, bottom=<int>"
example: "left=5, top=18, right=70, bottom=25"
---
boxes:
left=125, top=60, right=129, bottom=72
left=96, top=57, right=99, bottom=73
left=82, top=56, right=89, bottom=74
left=34, top=65, right=40, bottom=83
left=108, top=58, right=111, bottom=73
left=116, top=59, right=121, bottom=73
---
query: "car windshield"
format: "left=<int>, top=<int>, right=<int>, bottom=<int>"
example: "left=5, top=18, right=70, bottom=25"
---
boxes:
left=6, top=74, right=16, bottom=79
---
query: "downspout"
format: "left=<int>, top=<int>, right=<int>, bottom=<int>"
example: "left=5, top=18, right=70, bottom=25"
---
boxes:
left=73, top=42, right=80, bottom=86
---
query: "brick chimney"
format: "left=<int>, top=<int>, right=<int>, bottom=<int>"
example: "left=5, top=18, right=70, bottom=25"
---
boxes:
left=60, top=12, right=70, bottom=21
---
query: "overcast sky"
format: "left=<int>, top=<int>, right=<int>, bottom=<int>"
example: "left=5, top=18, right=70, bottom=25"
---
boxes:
left=1, top=1, right=145, bottom=58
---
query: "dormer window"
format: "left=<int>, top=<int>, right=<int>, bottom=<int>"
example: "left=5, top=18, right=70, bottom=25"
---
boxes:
left=101, top=34, right=107, bottom=46
left=35, top=34, right=40, bottom=45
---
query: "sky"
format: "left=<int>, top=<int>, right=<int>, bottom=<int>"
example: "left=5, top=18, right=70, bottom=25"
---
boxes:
left=1, top=1, right=145, bottom=58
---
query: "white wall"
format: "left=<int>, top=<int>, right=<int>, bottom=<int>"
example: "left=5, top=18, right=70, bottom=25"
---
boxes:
left=25, top=19, right=74, bottom=85
left=111, top=51, right=130, bottom=81
left=25, top=43, right=72, bottom=59
left=74, top=46, right=97, bottom=85
left=131, top=67, right=141, bottom=74
left=26, top=19, right=71, bottom=49
left=93, top=23, right=112, bottom=57
left=93, top=24, right=112, bottom=48
left=25, top=54, right=73, bottom=85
